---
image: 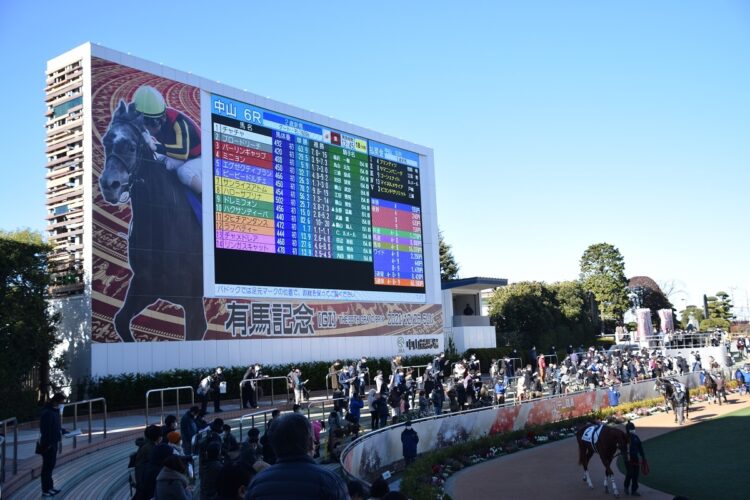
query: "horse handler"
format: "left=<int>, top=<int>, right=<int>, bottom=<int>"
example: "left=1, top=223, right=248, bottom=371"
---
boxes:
left=624, top=421, right=647, bottom=496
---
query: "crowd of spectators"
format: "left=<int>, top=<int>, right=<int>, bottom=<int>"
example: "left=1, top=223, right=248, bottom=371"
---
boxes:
left=130, top=404, right=411, bottom=499
left=126, top=330, right=747, bottom=499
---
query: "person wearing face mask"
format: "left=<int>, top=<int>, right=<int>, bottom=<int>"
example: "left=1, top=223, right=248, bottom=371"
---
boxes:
left=401, top=420, right=419, bottom=467
left=39, top=393, right=66, bottom=497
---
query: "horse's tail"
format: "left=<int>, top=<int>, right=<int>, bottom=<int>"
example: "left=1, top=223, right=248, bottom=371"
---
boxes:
left=575, top=428, right=587, bottom=465
left=578, top=439, right=586, bottom=465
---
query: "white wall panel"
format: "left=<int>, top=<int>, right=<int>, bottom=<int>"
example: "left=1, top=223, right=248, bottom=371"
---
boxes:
left=91, top=344, right=107, bottom=376
left=91, top=334, right=444, bottom=377
left=191, top=341, right=207, bottom=370
left=224, top=339, right=242, bottom=368
left=178, top=341, right=192, bottom=370
left=150, top=342, right=170, bottom=372
left=136, top=342, right=152, bottom=373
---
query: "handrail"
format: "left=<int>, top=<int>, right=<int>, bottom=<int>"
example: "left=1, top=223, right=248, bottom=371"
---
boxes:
left=238, top=408, right=277, bottom=438
left=145, top=386, right=193, bottom=427
left=543, top=354, right=558, bottom=365
left=402, top=364, right=429, bottom=379
left=325, top=372, right=340, bottom=399
left=305, top=397, right=348, bottom=422
left=505, top=357, right=523, bottom=375
left=0, top=417, right=17, bottom=484
left=239, top=376, right=289, bottom=406
left=60, top=398, right=107, bottom=449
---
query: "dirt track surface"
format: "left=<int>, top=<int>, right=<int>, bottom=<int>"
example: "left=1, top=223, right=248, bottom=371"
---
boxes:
left=445, top=393, right=750, bottom=500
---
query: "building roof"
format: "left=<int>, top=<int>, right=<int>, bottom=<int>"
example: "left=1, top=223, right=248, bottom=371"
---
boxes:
left=441, top=276, right=508, bottom=292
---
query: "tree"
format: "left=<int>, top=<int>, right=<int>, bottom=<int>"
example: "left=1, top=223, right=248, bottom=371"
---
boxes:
left=706, top=291, right=734, bottom=322
left=627, top=276, right=673, bottom=329
left=579, top=243, right=629, bottom=328
left=439, top=231, right=459, bottom=281
left=0, top=230, right=60, bottom=418
left=0, top=227, right=44, bottom=245
left=487, top=281, right=597, bottom=351
left=679, top=305, right=704, bottom=329
left=657, top=279, right=685, bottom=302
left=488, top=281, right=556, bottom=350
left=548, top=280, right=598, bottom=348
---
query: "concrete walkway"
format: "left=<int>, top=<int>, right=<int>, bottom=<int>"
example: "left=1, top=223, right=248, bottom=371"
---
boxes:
left=2, top=392, right=338, bottom=498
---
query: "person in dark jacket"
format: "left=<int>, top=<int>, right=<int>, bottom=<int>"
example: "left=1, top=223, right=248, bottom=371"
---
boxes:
left=221, top=424, right=240, bottom=459
left=242, top=364, right=262, bottom=409
left=244, top=413, right=348, bottom=499
left=260, top=410, right=280, bottom=465
left=372, top=393, right=388, bottom=430
left=240, top=428, right=263, bottom=468
left=624, top=421, right=646, bottom=496
left=155, top=454, right=192, bottom=499
left=216, top=462, right=254, bottom=499
left=39, top=393, right=66, bottom=497
left=200, top=442, right=223, bottom=500
left=133, top=424, right=163, bottom=499
left=162, top=414, right=179, bottom=441
left=348, top=393, right=364, bottom=431
left=401, top=421, right=419, bottom=466
left=141, top=441, right=174, bottom=500
left=180, top=407, right=200, bottom=455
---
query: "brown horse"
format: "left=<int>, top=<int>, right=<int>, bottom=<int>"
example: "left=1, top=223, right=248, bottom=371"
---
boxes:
left=576, top=423, right=628, bottom=497
left=702, top=370, right=720, bottom=405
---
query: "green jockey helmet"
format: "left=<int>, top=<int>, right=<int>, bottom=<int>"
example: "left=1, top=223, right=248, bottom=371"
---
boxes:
left=133, top=85, right=166, bottom=119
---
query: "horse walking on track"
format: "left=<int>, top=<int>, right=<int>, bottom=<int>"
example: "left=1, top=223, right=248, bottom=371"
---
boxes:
left=702, top=370, right=720, bottom=405
left=576, top=423, right=628, bottom=498
left=655, top=377, right=689, bottom=424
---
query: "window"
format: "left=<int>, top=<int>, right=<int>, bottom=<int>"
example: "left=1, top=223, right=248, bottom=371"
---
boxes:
left=52, top=96, right=82, bottom=118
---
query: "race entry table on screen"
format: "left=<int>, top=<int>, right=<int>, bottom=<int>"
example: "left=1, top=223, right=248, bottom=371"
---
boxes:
left=211, top=94, right=425, bottom=298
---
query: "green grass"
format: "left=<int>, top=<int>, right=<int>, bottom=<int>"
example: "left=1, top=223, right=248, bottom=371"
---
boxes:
left=619, top=405, right=748, bottom=499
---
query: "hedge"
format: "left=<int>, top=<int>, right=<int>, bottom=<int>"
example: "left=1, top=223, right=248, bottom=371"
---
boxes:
left=77, top=354, right=435, bottom=412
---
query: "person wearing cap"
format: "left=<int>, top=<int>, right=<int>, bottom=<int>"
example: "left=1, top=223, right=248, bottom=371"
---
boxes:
left=624, top=421, right=646, bottom=496
left=39, top=393, right=66, bottom=497
left=401, top=421, right=419, bottom=466
left=132, top=85, right=202, bottom=194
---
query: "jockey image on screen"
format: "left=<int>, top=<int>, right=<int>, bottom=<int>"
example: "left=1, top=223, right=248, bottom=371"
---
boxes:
left=133, top=85, right=202, bottom=194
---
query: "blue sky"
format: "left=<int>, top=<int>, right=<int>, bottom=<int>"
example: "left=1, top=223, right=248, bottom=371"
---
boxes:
left=1, top=1, right=748, bottom=317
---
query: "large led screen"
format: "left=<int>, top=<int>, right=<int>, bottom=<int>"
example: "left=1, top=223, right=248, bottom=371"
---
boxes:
left=210, top=95, right=426, bottom=303
left=90, top=54, right=440, bottom=344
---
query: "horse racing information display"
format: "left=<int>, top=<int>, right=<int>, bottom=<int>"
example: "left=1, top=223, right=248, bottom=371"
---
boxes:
left=211, top=94, right=426, bottom=302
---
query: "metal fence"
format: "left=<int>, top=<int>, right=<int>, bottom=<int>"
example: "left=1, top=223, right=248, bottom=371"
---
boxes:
left=239, top=376, right=289, bottom=406
left=0, top=417, right=17, bottom=484
left=145, top=387, right=194, bottom=427
left=60, top=398, right=108, bottom=450
left=238, top=408, right=278, bottom=438
left=305, top=397, right=348, bottom=422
